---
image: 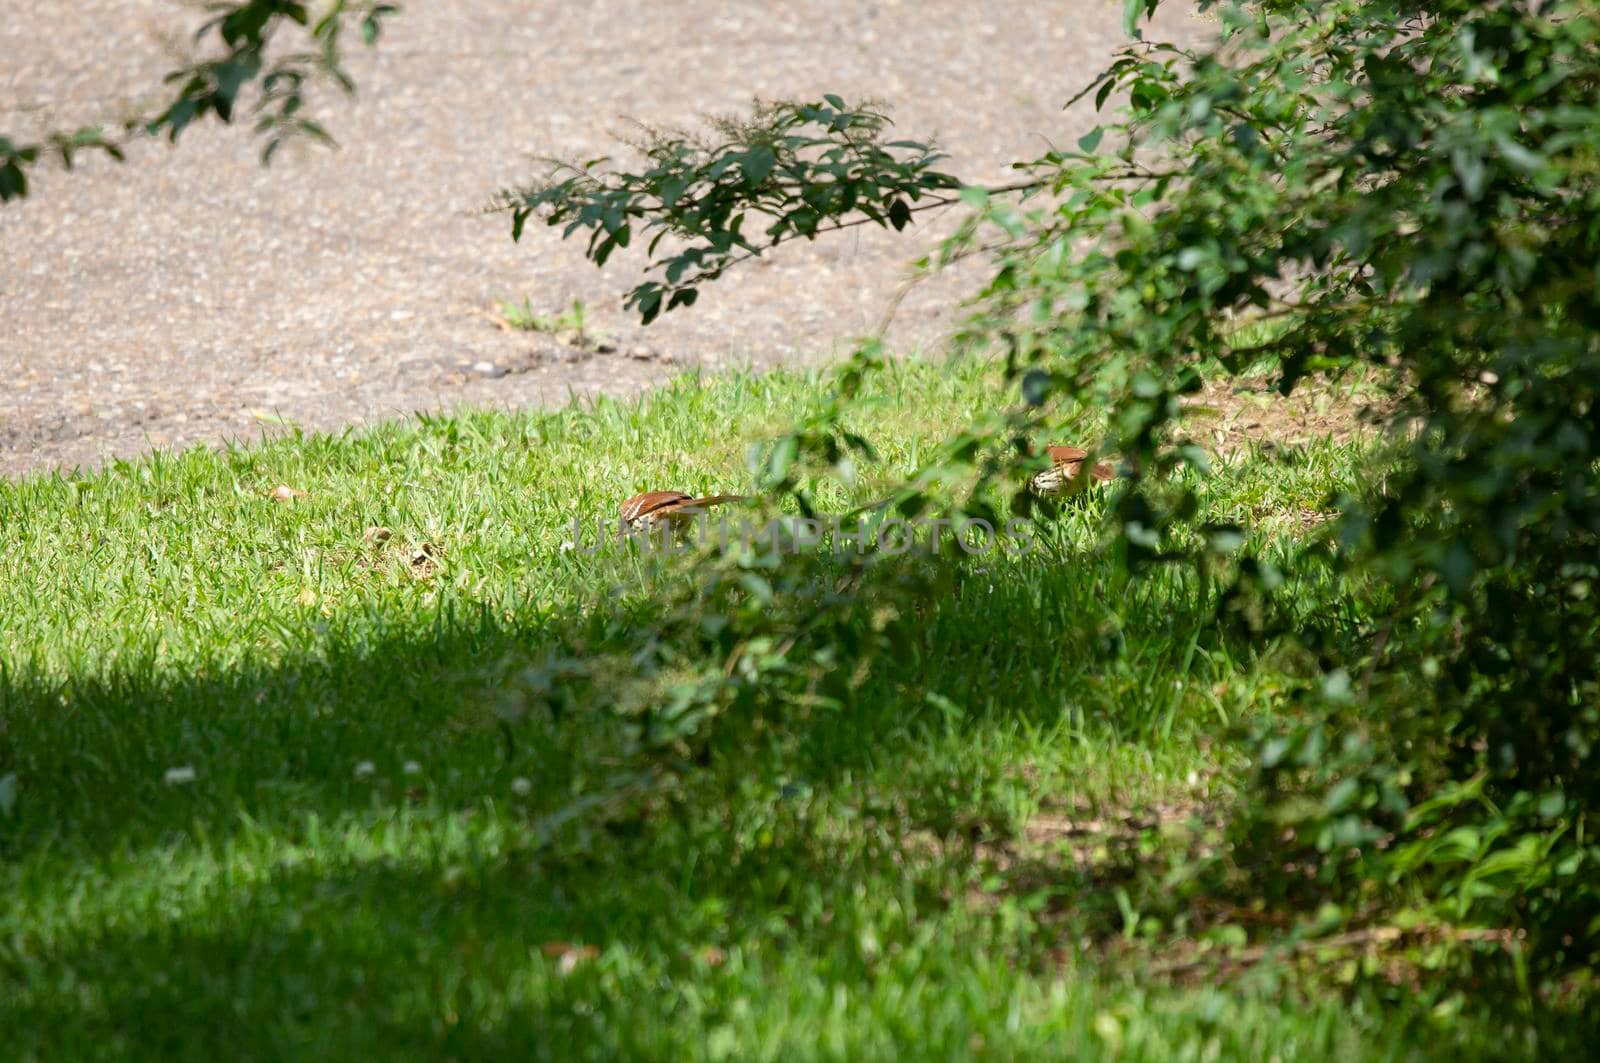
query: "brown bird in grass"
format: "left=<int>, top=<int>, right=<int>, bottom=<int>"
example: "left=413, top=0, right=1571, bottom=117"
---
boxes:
left=1029, top=445, right=1116, bottom=495
left=619, top=490, right=745, bottom=530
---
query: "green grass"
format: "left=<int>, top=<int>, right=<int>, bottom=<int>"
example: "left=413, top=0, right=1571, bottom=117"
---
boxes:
left=0, top=358, right=1578, bottom=1059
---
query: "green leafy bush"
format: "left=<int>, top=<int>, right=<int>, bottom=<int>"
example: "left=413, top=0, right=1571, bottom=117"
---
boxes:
left=515, top=0, right=1600, bottom=981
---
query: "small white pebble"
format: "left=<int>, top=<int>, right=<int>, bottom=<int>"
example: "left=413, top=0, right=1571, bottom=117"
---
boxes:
left=354, top=761, right=376, bottom=778
left=511, top=777, right=532, bottom=796
left=403, top=760, right=421, bottom=775
left=164, top=766, right=196, bottom=786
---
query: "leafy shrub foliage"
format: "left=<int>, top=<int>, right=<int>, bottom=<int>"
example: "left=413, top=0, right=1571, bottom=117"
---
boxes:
left=495, top=99, right=962, bottom=322
left=1096, top=0, right=1600, bottom=975
left=517, top=0, right=1600, bottom=980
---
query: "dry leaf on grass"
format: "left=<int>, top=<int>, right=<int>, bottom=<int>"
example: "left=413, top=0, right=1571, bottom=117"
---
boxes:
left=271, top=484, right=306, bottom=502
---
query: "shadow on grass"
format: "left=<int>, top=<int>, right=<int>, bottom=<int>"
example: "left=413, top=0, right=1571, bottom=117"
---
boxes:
left=0, top=540, right=1235, bottom=858
left=2, top=813, right=939, bottom=1057
left=2, top=545, right=1454, bottom=1057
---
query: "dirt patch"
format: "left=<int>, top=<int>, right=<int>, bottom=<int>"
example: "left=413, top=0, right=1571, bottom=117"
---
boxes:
left=1185, top=374, right=1394, bottom=454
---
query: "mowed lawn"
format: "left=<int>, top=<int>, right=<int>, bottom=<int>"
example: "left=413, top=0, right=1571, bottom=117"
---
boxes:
left=0, top=358, right=1568, bottom=1059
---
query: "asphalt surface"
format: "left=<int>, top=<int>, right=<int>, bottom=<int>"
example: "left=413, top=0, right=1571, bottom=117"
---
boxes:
left=1, top=1, right=1209, bottom=477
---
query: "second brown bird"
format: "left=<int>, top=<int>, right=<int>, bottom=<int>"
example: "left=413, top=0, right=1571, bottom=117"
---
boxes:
left=1030, top=445, right=1115, bottom=495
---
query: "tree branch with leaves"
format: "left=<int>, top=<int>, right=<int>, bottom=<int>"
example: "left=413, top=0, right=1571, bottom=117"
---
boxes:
left=492, top=97, right=967, bottom=323
left=1, top=0, right=398, bottom=202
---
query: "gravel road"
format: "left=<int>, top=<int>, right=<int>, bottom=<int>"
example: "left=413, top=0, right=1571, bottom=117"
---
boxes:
left=1, top=1, right=1208, bottom=477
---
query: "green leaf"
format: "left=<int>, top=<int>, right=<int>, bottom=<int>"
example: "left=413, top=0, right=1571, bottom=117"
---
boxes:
left=1260, top=737, right=1291, bottom=769
left=1320, top=668, right=1354, bottom=704
left=159, top=97, right=201, bottom=141
left=0, top=161, right=26, bottom=201
left=1450, top=147, right=1486, bottom=200
left=1124, top=521, right=1161, bottom=549
left=295, top=119, right=335, bottom=147
left=766, top=435, right=799, bottom=486
left=1324, top=777, right=1361, bottom=814
left=1494, top=135, right=1545, bottom=175
left=958, top=185, right=990, bottom=207
left=1021, top=369, right=1052, bottom=406
left=212, top=57, right=259, bottom=123
left=1439, top=541, right=1476, bottom=598
left=739, top=144, right=777, bottom=185
left=1122, top=0, right=1149, bottom=38
left=634, top=285, right=663, bottom=325
left=1203, top=523, right=1246, bottom=554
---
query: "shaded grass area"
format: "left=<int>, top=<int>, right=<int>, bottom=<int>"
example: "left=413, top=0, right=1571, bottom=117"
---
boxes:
left=0, top=359, right=1580, bottom=1058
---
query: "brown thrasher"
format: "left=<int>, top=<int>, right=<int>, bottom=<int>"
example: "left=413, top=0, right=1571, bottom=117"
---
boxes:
left=619, top=490, right=745, bottom=530
left=1030, top=445, right=1116, bottom=495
